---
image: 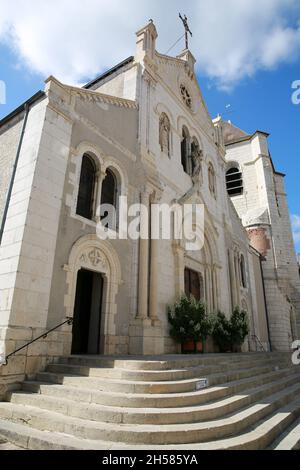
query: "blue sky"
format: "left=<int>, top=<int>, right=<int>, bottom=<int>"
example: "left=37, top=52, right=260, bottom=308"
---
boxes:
left=0, top=0, right=299, bottom=253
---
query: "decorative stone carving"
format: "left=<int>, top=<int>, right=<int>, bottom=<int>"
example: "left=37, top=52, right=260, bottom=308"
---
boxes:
left=70, top=87, right=138, bottom=109
left=79, top=254, right=87, bottom=264
left=180, top=84, right=192, bottom=109
left=159, top=113, right=171, bottom=156
left=191, top=144, right=203, bottom=181
left=88, top=248, right=107, bottom=269
left=208, top=163, right=216, bottom=196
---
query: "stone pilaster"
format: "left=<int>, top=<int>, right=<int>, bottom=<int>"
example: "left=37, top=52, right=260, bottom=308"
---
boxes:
left=229, top=249, right=237, bottom=309
left=149, top=192, right=161, bottom=324
left=137, top=187, right=151, bottom=319
left=172, top=242, right=185, bottom=298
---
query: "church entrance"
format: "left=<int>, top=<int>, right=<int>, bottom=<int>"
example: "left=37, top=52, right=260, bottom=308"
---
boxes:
left=184, top=268, right=204, bottom=301
left=71, top=269, right=104, bottom=355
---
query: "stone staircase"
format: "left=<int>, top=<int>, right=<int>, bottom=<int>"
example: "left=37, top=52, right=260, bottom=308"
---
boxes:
left=0, top=352, right=299, bottom=450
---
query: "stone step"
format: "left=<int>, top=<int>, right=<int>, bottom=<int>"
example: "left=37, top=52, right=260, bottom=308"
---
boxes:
left=47, top=356, right=291, bottom=382
left=23, top=365, right=297, bottom=408
left=0, top=382, right=299, bottom=445
left=58, top=352, right=287, bottom=371
left=9, top=370, right=300, bottom=425
left=0, top=396, right=299, bottom=450
left=179, top=397, right=300, bottom=450
left=272, top=418, right=300, bottom=450
left=0, top=419, right=109, bottom=450
left=35, top=372, right=202, bottom=394
left=36, top=362, right=292, bottom=395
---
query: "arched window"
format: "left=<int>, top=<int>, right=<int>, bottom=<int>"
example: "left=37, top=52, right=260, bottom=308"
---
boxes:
left=100, top=169, right=118, bottom=229
left=226, top=166, right=243, bottom=196
left=76, top=154, right=96, bottom=220
left=159, top=113, right=171, bottom=156
left=240, top=254, right=247, bottom=288
left=181, top=127, right=191, bottom=175
left=208, top=163, right=216, bottom=197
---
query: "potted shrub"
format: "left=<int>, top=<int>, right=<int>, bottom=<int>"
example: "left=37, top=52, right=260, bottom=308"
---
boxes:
left=212, top=311, right=232, bottom=353
left=212, top=308, right=249, bottom=353
left=230, top=307, right=249, bottom=352
left=168, top=295, right=213, bottom=354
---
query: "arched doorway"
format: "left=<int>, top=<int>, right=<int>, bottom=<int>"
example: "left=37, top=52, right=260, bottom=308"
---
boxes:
left=64, top=236, right=122, bottom=355
left=71, top=269, right=104, bottom=354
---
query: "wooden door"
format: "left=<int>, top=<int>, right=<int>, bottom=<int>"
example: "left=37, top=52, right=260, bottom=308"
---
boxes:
left=184, top=268, right=201, bottom=301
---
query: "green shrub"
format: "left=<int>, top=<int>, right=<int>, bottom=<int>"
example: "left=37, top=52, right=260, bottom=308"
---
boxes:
left=231, top=307, right=249, bottom=349
left=168, top=295, right=213, bottom=344
left=212, top=312, right=232, bottom=352
left=212, top=308, right=249, bottom=352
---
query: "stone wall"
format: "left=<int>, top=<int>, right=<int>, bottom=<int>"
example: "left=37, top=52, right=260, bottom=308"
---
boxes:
left=0, top=117, right=23, bottom=225
left=0, top=80, right=73, bottom=391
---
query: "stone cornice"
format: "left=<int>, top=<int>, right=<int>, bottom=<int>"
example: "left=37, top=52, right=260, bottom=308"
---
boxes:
left=45, top=75, right=138, bottom=110
left=155, top=51, right=192, bottom=72
left=69, top=86, right=138, bottom=109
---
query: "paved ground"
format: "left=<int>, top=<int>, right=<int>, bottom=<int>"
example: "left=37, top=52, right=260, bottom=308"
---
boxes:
left=0, top=439, right=22, bottom=450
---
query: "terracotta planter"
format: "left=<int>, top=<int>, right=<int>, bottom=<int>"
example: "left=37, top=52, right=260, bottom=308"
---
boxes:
left=181, top=339, right=203, bottom=354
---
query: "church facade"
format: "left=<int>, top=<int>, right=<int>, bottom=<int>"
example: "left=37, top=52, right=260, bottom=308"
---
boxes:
left=0, top=21, right=299, bottom=392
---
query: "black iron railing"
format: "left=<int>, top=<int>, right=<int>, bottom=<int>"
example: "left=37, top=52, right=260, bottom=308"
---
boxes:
left=2, top=317, right=73, bottom=366
left=251, top=334, right=266, bottom=352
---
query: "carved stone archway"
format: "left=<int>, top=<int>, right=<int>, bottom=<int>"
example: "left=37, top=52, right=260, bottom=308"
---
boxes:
left=173, top=215, right=220, bottom=313
left=64, top=235, right=122, bottom=354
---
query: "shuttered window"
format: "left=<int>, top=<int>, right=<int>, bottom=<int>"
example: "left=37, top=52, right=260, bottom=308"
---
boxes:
left=226, top=167, right=243, bottom=196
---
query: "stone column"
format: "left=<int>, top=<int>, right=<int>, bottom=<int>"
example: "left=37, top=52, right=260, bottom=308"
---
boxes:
left=204, top=266, right=209, bottom=307
left=234, top=252, right=241, bottom=307
left=229, top=249, right=237, bottom=309
left=137, top=188, right=151, bottom=319
left=212, top=266, right=217, bottom=311
left=94, top=169, right=107, bottom=223
left=149, top=193, right=160, bottom=323
left=205, top=267, right=212, bottom=312
left=215, top=268, right=219, bottom=311
left=173, top=243, right=185, bottom=297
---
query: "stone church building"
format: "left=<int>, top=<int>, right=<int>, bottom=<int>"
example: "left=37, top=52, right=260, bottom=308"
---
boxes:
left=0, top=21, right=299, bottom=390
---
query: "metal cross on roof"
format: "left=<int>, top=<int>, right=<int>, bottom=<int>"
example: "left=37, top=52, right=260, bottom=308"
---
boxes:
left=179, top=13, right=193, bottom=50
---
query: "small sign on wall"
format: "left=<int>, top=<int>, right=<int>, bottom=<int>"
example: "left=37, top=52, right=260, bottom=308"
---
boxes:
left=196, top=378, right=209, bottom=390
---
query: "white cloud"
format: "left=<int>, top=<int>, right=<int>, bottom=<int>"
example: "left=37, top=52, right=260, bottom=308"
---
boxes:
left=291, top=215, right=300, bottom=244
left=0, top=0, right=299, bottom=88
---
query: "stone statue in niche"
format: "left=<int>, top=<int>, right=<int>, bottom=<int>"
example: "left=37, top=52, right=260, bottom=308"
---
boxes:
left=208, top=163, right=216, bottom=196
left=191, top=142, right=203, bottom=182
left=159, top=113, right=171, bottom=156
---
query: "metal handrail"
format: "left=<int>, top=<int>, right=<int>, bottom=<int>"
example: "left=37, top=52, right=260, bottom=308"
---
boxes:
left=251, top=334, right=266, bottom=352
left=2, top=317, right=73, bottom=366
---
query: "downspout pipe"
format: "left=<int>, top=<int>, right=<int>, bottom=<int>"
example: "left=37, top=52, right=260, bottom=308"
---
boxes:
left=260, top=254, right=272, bottom=352
left=0, top=104, right=30, bottom=246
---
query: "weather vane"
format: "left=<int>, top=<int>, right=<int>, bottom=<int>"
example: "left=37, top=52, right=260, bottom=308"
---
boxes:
left=179, top=13, right=193, bottom=50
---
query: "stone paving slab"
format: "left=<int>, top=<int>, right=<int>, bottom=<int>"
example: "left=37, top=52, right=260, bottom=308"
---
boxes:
left=0, top=439, right=22, bottom=450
